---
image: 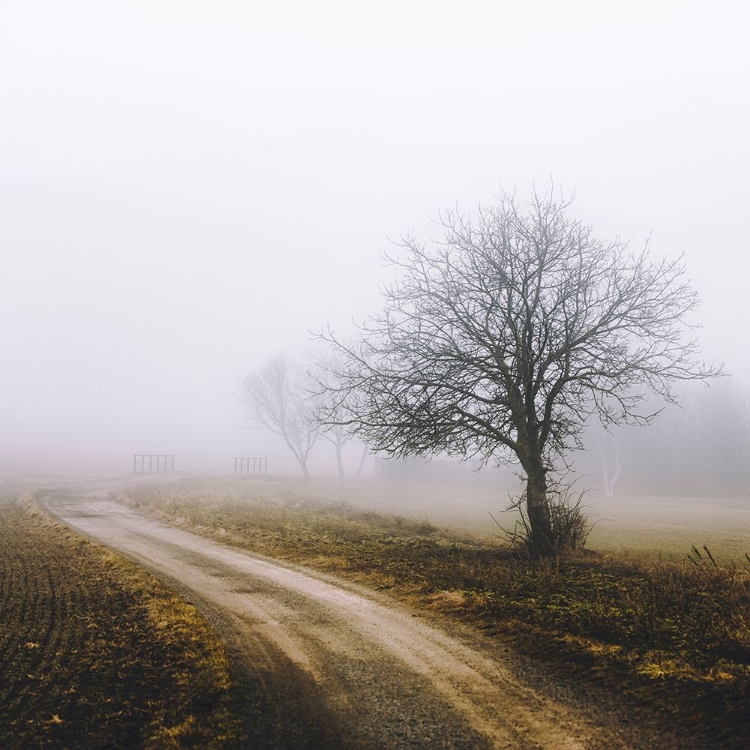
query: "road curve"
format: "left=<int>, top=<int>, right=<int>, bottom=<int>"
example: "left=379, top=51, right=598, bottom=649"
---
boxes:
left=41, top=484, right=667, bottom=749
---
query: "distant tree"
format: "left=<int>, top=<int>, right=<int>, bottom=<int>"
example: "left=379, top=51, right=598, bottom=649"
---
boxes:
left=321, top=422, right=350, bottom=479
left=310, top=351, right=368, bottom=480
left=240, top=355, right=319, bottom=482
left=353, top=443, right=370, bottom=479
left=673, top=379, right=750, bottom=493
left=318, top=189, right=721, bottom=555
left=598, top=436, right=623, bottom=498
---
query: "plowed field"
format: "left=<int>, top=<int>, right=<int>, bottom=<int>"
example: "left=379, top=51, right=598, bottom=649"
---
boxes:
left=0, top=488, right=245, bottom=748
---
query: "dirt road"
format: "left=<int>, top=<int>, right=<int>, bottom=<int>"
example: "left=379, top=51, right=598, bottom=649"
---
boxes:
left=41, top=482, right=683, bottom=749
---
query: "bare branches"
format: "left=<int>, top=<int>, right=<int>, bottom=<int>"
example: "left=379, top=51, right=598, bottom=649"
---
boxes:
left=320, top=190, right=720, bottom=469
left=239, top=355, right=320, bottom=481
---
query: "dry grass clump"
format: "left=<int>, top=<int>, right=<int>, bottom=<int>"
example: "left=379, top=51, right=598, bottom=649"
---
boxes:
left=124, top=482, right=441, bottom=556
left=452, top=548, right=750, bottom=665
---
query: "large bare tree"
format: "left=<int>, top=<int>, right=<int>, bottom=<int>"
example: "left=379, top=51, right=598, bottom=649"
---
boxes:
left=240, top=355, right=320, bottom=482
left=318, top=190, right=721, bottom=554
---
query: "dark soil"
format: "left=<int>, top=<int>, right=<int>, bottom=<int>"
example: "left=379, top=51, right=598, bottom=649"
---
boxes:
left=0, top=492, right=248, bottom=749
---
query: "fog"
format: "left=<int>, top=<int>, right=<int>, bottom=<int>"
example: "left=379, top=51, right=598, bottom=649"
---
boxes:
left=1, top=1, right=749, bottom=477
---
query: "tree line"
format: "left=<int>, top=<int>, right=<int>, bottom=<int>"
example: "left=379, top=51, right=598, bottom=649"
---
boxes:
left=586, top=378, right=750, bottom=497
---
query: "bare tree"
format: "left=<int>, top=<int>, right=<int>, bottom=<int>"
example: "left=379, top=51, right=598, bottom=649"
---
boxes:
left=353, top=443, right=370, bottom=479
left=321, top=422, right=350, bottom=479
left=240, top=355, right=319, bottom=482
left=599, top=439, right=623, bottom=498
left=318, top=190, right=721, bottom=555
left=310, top=354, right=353, bottom=480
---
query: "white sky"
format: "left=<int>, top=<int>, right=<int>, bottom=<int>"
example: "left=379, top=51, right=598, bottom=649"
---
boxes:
left=1, top=0, right=748, bottom=473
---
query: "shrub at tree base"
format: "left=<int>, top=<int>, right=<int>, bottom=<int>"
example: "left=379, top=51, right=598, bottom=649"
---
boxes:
left=499, top=488, right=592, bottom=555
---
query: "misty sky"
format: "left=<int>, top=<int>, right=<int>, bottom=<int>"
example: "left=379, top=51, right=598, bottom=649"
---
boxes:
left=1, top=1, right=748, bottom=474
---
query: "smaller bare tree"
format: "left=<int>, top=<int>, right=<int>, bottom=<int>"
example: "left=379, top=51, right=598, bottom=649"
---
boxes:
left=240, top=355, right=319, bottom=482
left=599, top=438, right=623, bottom=498
left=353, top=443, right=370, bottom=479
left=318, top=420, right=371, bottom=480
left=310, top=350, right=368, bottom=480
left=321, top=422, right=351, bottom=479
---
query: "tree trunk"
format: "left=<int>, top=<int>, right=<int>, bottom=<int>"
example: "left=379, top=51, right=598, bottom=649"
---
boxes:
left=354, top=445, right=369, bottom=479
left=599, top=442, right=623, bottom=498
left=525, top=464, right=554, bottom=556
left=288, top=443, right=311, bottom=484
left=335, top=443, right=345, bottom=480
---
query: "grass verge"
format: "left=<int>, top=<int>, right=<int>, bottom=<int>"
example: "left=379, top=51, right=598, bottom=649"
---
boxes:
left=124, top=478, right=750, bottom=748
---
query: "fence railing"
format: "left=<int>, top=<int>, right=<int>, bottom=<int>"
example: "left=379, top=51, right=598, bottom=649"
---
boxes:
left=234, top=457, right=268, bottom=475
left=133, top=454, right=174, bottom=472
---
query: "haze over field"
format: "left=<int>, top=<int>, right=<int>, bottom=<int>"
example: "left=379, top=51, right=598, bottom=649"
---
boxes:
left=1, top=1, right=748, bottom=476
